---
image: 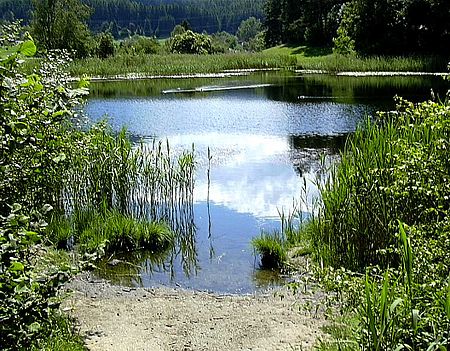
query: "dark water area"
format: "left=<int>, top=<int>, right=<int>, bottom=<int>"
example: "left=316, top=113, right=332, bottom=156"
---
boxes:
left=85, top=72, right=449, bottom=294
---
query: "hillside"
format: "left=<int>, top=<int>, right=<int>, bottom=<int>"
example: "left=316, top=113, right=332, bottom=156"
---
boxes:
left=0, top=0, right=265, bottom=37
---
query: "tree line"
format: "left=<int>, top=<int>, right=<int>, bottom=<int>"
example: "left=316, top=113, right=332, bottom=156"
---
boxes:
left=264, top=0, right=450, bottom=55
left=0, top=0, right=264, bottom=37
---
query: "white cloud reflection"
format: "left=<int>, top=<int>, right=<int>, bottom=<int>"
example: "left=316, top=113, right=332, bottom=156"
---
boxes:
left=164, top=133, right=320, bottom=219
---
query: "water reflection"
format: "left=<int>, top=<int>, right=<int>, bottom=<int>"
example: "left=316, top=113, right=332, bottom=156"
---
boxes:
left=89, top=72, right=448, bottom=293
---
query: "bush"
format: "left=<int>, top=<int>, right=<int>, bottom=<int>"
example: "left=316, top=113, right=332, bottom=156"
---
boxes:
left=168, top=30, right=212, bottom=54
left=0, top=205, right=73, bottom=350
left=119, top=35, right=160, bottom=55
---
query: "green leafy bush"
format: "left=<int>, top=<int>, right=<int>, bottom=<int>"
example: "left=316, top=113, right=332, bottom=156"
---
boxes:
left=168, top=30, right=212, bottom=54
left=0, top=204, right=73, bottom=350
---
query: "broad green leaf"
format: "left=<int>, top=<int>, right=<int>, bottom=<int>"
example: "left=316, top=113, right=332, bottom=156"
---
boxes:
left=19, top=40, right=37, bottom=57
left=10, top=262, right=24, bottom=271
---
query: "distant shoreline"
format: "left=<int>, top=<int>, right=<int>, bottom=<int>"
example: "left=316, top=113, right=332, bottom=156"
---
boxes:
left=71, top=68, right=448, bottom=83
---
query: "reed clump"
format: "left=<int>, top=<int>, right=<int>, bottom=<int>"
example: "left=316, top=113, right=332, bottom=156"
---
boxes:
left=48, top=122, right=195, bottom=257
left=252, top=204, right=312, bottom=269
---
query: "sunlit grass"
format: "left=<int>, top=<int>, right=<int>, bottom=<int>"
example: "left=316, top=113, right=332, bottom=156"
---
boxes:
left=68, top=52, right=297, bottom=77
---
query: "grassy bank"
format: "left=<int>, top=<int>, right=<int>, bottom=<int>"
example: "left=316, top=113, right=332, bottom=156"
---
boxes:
left=67, top=46, right=449, bottom=78
left=265, top=45, right=448, bottom=73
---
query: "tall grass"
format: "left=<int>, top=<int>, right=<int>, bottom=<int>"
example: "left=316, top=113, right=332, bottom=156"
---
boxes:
left=49, top=122, right=195, bottom=256
left=297, top=54, right=447, bottom=73
left=309, top=95, right=450, bottom=349
left=68, top=52, right=297, bottom=77
left=310, top=96, right=450, bottom=271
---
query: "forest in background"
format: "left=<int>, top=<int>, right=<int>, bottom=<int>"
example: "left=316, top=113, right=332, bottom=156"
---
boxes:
left=0, top=0, right=264, bottom=37
left=265, top=0, right=450, bottom=55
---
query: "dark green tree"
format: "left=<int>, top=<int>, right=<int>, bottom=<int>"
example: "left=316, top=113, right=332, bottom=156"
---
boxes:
left=264, top=0, right=282, bottom=46
left=31, top=0, right=93, bottom=57
left=97, top=31, right=115, bottom=58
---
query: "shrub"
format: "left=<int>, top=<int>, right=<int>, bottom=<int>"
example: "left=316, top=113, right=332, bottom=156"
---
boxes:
left=168, top=30, right=212, bottom=54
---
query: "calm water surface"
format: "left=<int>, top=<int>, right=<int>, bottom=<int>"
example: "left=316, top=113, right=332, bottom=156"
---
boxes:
left=85, top=72, right=448, bottom=294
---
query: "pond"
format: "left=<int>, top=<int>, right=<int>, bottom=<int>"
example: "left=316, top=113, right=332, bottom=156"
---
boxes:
left=85, top=71, right=449, bottom=294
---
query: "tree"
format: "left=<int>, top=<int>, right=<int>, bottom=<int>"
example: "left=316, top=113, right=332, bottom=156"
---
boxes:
left=97, top=31, right=115, bottom=59
left=31, top=0, right=93, bottom=57
left=264, top=0, right=283, bottom=46
left=236, top=17, right=262, bottom=43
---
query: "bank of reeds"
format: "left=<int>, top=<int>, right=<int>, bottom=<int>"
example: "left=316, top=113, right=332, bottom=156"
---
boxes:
left=68, top=52, right=296, bottom=77
left=297, top=54, right=447, bottom=73
left=310, top=95, right=450, bottom=349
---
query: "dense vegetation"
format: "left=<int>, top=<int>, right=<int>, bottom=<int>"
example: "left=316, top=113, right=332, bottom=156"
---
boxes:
left=0, top=0, right=264, bottom=37
left=313, top=93, right=450, bottom=350
left=264, top=0, right=450, bottom=55
left=0, top=23, right=194, bottom=349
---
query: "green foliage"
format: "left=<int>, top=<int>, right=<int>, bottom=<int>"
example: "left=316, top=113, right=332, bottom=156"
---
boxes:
left=309, top=91, right=450, bottom=349
left=0, top=204, right=74, bottom=350
left=96, top=31, right=115, bottom=59
left=310, top=97, right=450, bottom=270
left=119, top=35, right=161, bottom=55
left=168, top=30, right=212, bottom=55
left=264, top=0, right=343, bottom=47
left=332, top=3, right=355, bottom=56
left=0, top=21, right=89, bottom=218
left=31, top=0, right=94, bottom=57
left=211, top=31, right=238, bottom=53
left=171, top=24, right=186, bottom=38
left=237, top=17, right=262, bottom=43
left=336, top=0, right=450, bottom=55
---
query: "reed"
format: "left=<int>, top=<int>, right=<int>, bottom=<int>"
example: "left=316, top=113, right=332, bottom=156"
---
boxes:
left=309, top=95, right=450, bottom=349
left=68, top=52, right=297, bottom=77
left=49, top=122, right=195, bottom=256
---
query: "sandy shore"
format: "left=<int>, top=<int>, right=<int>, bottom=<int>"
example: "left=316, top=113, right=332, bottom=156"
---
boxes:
left=64, top=272, right=328, bottom=351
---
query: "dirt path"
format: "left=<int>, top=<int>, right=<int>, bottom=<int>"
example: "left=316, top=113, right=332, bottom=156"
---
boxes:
left=64, top=273, right=327, bottom=351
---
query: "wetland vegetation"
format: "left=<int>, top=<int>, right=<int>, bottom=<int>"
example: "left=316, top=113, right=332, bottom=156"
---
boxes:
left=1, top=0, right=450, bottom=349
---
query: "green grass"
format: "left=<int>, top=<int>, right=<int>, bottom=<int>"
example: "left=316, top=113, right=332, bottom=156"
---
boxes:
left=65, top=47, right=448, bottom=78
left=308, top=95, right=450, bottom=349
left=30, top=313, right=87, bottom=351
left=252, top=232, right=287, bottom=269
left=68, top=52, right=297, bottom=77
left=264, top=45, right=448, bottom=73
left=77, top=209, right=174, bottom=254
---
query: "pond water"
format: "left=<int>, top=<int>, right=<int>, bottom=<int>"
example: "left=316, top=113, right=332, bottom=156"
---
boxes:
left=85, top=71, right=448, bottom=294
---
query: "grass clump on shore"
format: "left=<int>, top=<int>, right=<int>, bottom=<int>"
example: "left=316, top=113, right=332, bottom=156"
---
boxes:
left=252, top=206, right=312, bottom=270
left=252, top=232, right=287, bottom=269
left=309, top=94, right=450, bottom=349
left=77, top=210, right=174, bottom=254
